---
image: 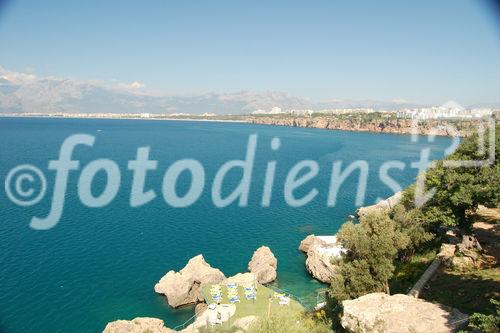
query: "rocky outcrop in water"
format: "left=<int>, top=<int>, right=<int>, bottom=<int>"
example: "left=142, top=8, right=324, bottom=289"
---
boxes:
left=341, top=293, right=468, bottom=333
left=356, top=191, right=403, bottom=217
left=248, top=116, right=477, bottom=137
left=154, top=255, right=226, bottom=308
left=102, top=317, right=174, bottom=333
left=248, top=246, right=277, bottom=284
left=299, top=234, right=320, bottom=253
left=299, top=235, right=344, bottom=283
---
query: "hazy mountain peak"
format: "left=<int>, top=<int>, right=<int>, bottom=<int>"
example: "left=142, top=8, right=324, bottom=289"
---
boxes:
left=0, top=66, right=432, bottom=114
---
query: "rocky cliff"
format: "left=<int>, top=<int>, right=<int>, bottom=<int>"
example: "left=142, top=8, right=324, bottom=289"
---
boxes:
left=248, top=116, right=479, bottom=137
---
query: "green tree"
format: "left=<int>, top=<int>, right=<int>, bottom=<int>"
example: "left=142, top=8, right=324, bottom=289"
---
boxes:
left=330, top=212, right=410, bottom=301
left=402, top=123, right=500, bottom=230
left=390, top=204, right=434, bottom=260
left=460, top=299, right=500, bottom=333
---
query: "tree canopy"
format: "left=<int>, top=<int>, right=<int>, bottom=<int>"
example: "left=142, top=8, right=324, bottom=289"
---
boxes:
left=330, top=212, right=410, bottom=301
left=403, top=122, right=500, bottom=229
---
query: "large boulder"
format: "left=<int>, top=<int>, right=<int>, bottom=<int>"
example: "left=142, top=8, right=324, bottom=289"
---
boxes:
left=299, top=235, right=344, bottom=283
left=102, top=317, right=174, bottom=333
left=356, top=191, right=402, bottom=217
left=248, top=246, right=277, bottom=284
left=341, top=293, right=468, bottom=333
left=154, top=255, right=225, bottom=308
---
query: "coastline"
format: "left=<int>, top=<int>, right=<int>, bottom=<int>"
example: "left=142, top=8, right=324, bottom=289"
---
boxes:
left=0, top=113, right=249, bottom=124
left=0, top=112, right=487, bottom=137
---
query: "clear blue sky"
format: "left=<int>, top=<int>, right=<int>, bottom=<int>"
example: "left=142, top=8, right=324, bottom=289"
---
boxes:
left=0, top=0, right=499, bottom=104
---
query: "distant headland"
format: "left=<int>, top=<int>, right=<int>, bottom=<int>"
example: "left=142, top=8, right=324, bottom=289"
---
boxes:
left=2, top=107, right=498, bottom=137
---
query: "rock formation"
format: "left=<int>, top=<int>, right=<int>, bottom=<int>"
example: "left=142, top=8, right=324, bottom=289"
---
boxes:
left=248, top=246, right=277, bottom=284
left=299, top=235, right=344, bottom=283
left=341, top=293, right=468, bottom=333
left=356, top=191, right=402, bottom=217
left=102, top=317, right=174, bottom=333
left=154, top=255, right=226, bottom=308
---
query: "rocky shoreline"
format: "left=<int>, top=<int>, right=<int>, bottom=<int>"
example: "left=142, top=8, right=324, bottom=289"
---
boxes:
left=104, top=247, right=276, bottom=333
left=247, top=115, right=479, bottom=137
left=298, top=235, right=345, bottom=283
left=103, top=193, right=470, bottom=333
left=9, top=113, right=483, bottom=137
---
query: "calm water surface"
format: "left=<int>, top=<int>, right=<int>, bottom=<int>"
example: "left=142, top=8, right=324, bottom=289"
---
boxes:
left=0, top=117, right=452, bottom=332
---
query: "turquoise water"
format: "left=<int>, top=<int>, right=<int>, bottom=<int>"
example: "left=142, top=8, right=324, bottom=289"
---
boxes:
left=0, top=117, right=451, bottom=332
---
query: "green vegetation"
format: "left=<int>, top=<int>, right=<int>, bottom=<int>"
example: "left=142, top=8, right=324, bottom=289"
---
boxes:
left=389, top=246, right=438, bottom=294
left=468, top=298, right=500, bottom=333
left=246, top=307, right=331, bottom=333
left=197, top=307, right=330, bottom=333
left=459, top=299, right=500, bottom=333
left=401, top=123, right=500, bottom=229
left=330, top=212, right=410, bottom=301
left=325, top=122, right=500, bottom=330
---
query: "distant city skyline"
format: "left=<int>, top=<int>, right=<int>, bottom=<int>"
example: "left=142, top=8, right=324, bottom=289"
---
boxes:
left=0, top=0, right=499, bottom=106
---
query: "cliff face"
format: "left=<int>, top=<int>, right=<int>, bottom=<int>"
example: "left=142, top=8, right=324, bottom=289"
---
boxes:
left=248, top=116, right=480, bottom=137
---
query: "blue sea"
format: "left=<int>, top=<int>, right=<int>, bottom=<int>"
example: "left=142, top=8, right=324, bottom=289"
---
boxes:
left=0, top=117, right=451, bottom=332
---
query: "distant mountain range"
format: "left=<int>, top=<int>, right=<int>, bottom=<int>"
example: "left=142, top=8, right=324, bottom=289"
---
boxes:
left=1, top=66, right=497, bottom=114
